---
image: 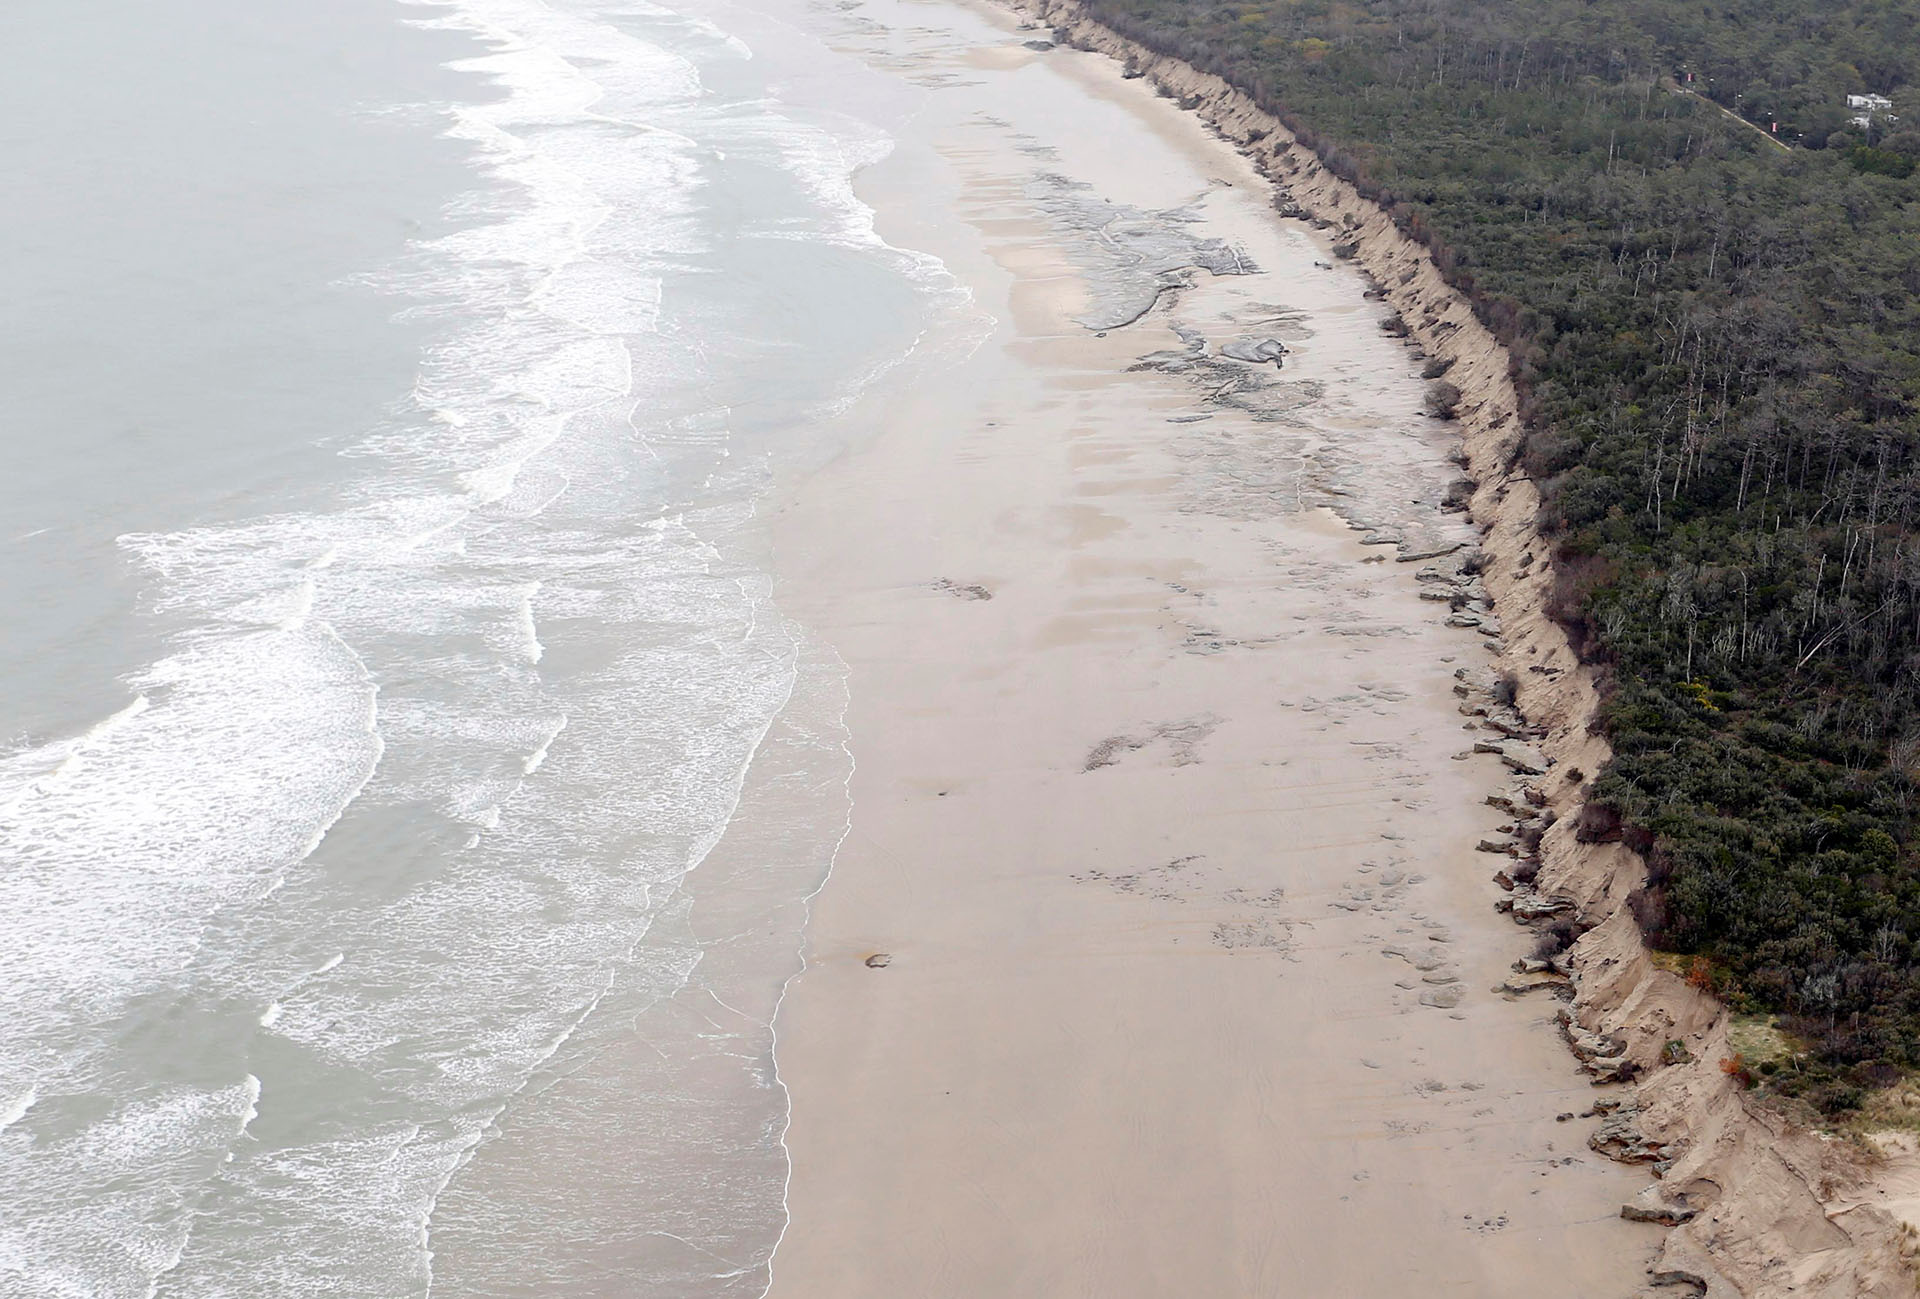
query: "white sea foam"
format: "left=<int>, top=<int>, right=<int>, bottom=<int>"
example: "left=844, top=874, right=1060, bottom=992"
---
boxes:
left=514, top=581, right=545, bottom=662
left=0, top=1080, right=269, bottom=1299
left=0, top=1089, right=35, bottom=1133
left=0, top=627, right=381, bottom=1028
left=0, top=692, right=150, bottom=818
left=521, top=715, right=564, bottom=772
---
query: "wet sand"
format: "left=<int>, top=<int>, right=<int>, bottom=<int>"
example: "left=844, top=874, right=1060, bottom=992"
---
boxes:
left=767, top=2, right=1654, bottom=1293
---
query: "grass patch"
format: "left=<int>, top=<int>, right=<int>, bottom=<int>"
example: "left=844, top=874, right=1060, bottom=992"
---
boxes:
left=1728, top=1014, right=1798, bottom=1074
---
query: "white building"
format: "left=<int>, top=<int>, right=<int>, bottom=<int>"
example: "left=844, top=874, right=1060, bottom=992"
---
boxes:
left=1849, top=92, right=1895, bottom=128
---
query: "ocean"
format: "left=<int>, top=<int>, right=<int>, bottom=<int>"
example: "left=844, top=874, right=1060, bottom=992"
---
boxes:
left=0, top=0, right=983, bottom=1293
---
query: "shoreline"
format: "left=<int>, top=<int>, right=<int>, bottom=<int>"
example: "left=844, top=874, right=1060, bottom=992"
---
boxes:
left=1004, top=0, right=1920, bottom=1292
left=763, top=0, right=1666, bottom=1292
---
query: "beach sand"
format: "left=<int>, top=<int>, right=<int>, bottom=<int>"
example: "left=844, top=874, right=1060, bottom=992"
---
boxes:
left=766, top=3, right=1654, bottom=1293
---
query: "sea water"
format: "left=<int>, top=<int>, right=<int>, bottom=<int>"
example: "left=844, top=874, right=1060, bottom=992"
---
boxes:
left=0, top=0, right=981, bottom=1293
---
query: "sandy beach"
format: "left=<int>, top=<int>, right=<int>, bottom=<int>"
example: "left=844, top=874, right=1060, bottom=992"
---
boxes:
left=765, top=2, right=1654, bottom=1293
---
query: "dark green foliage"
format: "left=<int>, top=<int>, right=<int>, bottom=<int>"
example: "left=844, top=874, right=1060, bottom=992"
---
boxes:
left=1848, top=143, right=1917, bottom=177
left=1083, top=0, right=1920, bottom=1065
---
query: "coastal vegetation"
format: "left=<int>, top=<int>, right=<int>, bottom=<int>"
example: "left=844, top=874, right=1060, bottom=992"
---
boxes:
left=1078, top=0, right=1920, bottom=1091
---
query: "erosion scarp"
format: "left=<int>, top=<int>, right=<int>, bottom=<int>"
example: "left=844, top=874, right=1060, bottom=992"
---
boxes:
left=1007, top=0, right=1920, bottom=1291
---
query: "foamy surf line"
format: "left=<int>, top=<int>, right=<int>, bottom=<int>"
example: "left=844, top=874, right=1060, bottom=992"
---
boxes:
left=0, top=0, right=991, bottom=1290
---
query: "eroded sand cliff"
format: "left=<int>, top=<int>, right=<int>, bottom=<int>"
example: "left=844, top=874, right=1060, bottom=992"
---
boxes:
left=1011, top=0, right=1920, bottom=1291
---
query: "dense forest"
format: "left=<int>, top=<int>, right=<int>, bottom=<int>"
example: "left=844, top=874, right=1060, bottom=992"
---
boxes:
left=1077, top=0, right=1920, bottom=1101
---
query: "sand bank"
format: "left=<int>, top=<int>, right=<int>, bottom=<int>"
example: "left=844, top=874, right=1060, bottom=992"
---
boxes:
left=993, top=0, right=1920, bottom=1293
left=762, top=1, right=1666, bottom=1293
